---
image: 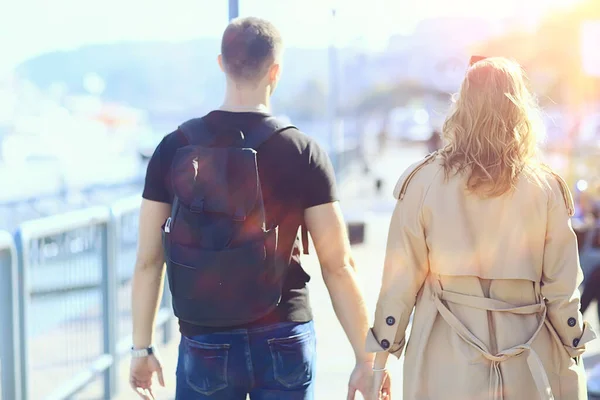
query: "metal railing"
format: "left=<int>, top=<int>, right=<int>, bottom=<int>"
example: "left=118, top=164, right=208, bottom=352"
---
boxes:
left=0, top=231, right=21, bottom=400
left=0, top=175, right=145, bottom=234
left=0, top=199, right=174, bottom=400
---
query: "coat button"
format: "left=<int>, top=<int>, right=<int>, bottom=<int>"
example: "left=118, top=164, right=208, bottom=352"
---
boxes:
left=573, top=338, right=580, bottom=347
left=381, top=339, right=390, bottom=349
left=386, top=316, right=396, bottom=326
left=568, top=317, right=576, bottom=327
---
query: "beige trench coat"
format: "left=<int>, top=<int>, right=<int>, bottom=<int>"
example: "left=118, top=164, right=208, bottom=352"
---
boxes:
left=366, top=152, right=597, bottom=400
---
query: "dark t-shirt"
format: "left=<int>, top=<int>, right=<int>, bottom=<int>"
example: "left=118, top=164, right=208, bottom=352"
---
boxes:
left=142, top=110, right=338, bottom=335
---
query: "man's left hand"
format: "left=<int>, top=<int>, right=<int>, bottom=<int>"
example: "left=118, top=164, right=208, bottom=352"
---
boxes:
left=347, top=360, right=374, bottom=400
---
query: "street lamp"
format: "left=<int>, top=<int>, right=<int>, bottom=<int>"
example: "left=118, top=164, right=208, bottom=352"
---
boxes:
left=229, top=0, right=239, bottom=21
left=328, top=8, right=340, bottom=173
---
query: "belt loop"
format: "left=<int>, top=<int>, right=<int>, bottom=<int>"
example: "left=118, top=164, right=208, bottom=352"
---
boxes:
left=429, top=274, right=442, bottom=299
left=534, top=280, right=541, bottom=300
left=434, top=274, right=442, bottom=292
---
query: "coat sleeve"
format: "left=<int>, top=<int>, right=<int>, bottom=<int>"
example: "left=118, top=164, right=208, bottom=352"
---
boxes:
left=365, top=163, right=432, bottom=358
left=542, top=175, right=597, bottom=357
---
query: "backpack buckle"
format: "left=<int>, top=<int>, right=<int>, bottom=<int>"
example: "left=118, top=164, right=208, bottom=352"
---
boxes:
left=190, top=199, right=204, bottom=213
left=232, top=209, right=246, bottom=222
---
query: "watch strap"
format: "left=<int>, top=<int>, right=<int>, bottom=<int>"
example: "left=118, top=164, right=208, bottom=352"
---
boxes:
left=131, top=345, right=154, bottom=358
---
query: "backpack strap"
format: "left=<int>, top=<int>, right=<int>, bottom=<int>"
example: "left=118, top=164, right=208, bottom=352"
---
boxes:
left=179, top=116, right=295, bottom=149
left=178, top=118, right=215, bottom=146
left=245, top=117, right=307, bottom=253
left=244, top=116, right=296, bottom=149
left=301, top=223, right=310, bottom=255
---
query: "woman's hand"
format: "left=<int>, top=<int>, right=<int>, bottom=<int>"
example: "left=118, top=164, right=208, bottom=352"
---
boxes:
left=368, top=369, right=392, bottom=400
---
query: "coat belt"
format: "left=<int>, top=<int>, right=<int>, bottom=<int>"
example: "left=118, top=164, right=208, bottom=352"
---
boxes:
left=431, top=278, right=553, bottom=400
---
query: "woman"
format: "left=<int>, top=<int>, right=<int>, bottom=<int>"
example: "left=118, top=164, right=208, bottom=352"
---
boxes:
left=366, top=57, right=596, bottom=400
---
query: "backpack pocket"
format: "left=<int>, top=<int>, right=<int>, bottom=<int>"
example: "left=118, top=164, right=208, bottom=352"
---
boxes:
left=164, top=228, right=283, bottom=326
left=171, top=146, right=260, bottom=220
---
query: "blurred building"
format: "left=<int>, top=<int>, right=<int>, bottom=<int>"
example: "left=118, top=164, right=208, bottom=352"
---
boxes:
left=340, top=17, right=503, bottom=99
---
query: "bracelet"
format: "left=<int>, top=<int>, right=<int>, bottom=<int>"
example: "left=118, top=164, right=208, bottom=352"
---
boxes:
left=372, top=367, right=387, bottom=372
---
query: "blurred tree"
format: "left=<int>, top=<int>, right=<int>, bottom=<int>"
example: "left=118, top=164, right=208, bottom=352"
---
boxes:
left=474, top=0, right=600, bottom=186
left=274, top=78, right=328, bottom=121
left=474, top=0, right=600, bottom=106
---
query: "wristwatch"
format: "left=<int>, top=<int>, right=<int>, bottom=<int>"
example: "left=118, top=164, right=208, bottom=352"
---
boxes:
left=131, top=345, right=155, bottom=358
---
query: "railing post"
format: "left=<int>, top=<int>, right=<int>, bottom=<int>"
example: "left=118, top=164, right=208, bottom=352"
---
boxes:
left=14, top=229, right=30, bottom=400
left=0, top=232, right=21, bottom=400
left=102, top=220, right=118, bottom=398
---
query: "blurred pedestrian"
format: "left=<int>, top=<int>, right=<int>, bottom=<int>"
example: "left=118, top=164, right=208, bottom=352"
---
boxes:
left=581, top=267, right=600, bottom=321
left=426, top=129, right=442, bottom=153
left=573, top=188, right=597, bottom=252
left=578, top=183, right=600, bottom=324
left=377, top=124, right=389, bottom=156
left=366, top=57, right=595, bottom=400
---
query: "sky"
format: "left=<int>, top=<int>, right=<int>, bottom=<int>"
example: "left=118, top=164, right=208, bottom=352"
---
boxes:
left=0, top=0, right=585, bottom=73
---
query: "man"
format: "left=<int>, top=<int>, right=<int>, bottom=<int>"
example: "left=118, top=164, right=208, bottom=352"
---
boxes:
left=129, top=17, right=375, bottom=399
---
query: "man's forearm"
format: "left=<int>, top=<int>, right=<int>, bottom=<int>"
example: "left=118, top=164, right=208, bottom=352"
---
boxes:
left=131, top=263, right=165, bottom=348
left=322, top=265, right=374, bottom=363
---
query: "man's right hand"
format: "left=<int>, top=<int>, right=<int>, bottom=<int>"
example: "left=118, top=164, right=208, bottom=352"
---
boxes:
left=130, top=199, right=170, bottom=398
left=129, top=354, right=165, bottom=400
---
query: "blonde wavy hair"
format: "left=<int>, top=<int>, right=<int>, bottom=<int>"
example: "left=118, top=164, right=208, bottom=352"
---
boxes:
left=440, top=57, right=545, bottom=197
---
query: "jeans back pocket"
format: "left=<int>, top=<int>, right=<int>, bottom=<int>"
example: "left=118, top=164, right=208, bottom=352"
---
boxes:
left=182, top=336, right=230, bottom=395
left=268, top=330, right=315, bottom=389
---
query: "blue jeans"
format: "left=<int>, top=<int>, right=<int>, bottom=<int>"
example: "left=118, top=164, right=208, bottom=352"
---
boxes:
left=175, top=321, right=316, bottom=399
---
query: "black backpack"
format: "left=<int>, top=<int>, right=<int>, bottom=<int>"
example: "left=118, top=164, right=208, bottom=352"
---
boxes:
left=162, top=116, right=307, bottom=327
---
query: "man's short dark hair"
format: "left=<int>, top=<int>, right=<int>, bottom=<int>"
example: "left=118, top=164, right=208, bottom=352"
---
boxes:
left=221, top=17, right=283, bottom=82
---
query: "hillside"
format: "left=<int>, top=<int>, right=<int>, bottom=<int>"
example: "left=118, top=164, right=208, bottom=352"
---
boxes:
left=15, top=39, right=331, bottom=121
